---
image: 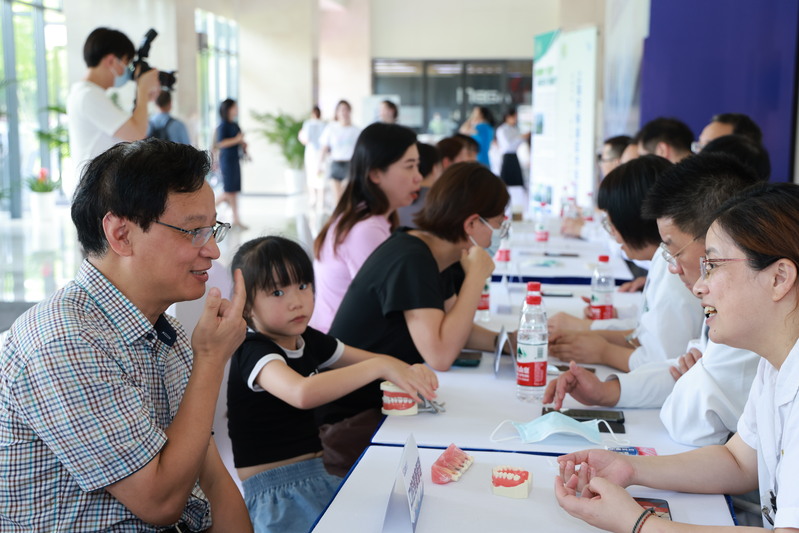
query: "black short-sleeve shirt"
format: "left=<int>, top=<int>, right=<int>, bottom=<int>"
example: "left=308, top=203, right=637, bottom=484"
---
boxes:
left=226, top=327, right=342, bottom=467
left=323, top=230, right=455, bottom=423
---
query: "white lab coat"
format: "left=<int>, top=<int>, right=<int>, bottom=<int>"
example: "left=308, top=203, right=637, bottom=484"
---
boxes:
left=626, top=252, right=704, bottom=369
left=738, top=341, right=799, bottom=529
left=611, top=322, right=758, bottom=446
left=659, top=338, right=759, bottom=446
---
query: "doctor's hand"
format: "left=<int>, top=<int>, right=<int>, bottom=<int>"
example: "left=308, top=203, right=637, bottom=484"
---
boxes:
left=581, top=296, right=620, bottom=320
left=669, top=347, right=703, bottom=381
left=543, top=361, right=620, bottom=410
left=548, top=312, right=591, bottom=341
left=549, top=332, right=608, bottom=366
left=555, top=475, right=646, bottom=533
left=557, top=448, right=636, bottom=492
left=618, top=275, right=646, bottom=293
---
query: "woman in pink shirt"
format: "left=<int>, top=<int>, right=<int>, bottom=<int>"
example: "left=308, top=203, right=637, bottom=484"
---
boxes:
left=310, top=123, right=422, bottom=332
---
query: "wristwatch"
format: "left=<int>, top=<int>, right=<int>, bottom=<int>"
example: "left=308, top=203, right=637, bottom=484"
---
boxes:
left=624, top=332, right=640, bottom=348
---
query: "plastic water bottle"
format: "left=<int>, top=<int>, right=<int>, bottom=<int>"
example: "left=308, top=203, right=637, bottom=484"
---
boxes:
left=476, top=280, right=491, bottom=322
left=534, top=202, right=550, bottom=242
left=516, top=294, right=548, bottom=401
left=590, top=255, right=615, bottom=319
left=520, top=281, right=544, bottom=318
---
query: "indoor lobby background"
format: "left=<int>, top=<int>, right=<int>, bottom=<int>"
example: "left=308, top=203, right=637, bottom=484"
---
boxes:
left=2, top=0, right=798, bottom=322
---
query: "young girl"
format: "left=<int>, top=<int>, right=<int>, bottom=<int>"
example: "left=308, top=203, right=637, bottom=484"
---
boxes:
left=226, top=236, right=437, bottom=533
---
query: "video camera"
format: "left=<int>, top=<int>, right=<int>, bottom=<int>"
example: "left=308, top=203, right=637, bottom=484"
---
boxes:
left=133, top=28, right=177, bottom=90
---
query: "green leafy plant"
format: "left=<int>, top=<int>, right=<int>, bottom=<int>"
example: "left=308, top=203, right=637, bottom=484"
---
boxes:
left=26, top=168, right=61, bottom=193
left=250, top=110, right=305, bottom=170
left=36, top=105, right=70, bottom=159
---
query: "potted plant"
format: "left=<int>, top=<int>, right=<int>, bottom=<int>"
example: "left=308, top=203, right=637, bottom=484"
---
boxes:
left=26, top=168, right=61, bottom=221
left=250, top=110, right=306, bottom=194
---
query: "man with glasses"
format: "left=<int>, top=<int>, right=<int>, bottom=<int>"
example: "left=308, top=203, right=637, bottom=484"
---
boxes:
left=545, top=153, right=764, bottom=448
left=66, top=27, right=161, bottom=198
left=0, top=140, right=252, bottom=531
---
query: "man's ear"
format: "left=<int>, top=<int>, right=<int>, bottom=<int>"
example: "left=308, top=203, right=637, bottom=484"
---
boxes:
left=654, top=141, right=671, bottom=159
left=103, top=213, right=133, bottom=257
left=101, top=53, right=117, bottom=69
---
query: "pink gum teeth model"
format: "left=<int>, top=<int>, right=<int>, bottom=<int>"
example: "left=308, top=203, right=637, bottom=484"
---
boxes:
left=380, top=381, right=418, bottom=416
left=491, top=466, right=531, bottom=499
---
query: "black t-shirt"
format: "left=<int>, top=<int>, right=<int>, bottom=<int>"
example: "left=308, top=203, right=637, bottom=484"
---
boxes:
left=226, top=327, right=342, bottom=467
left=323, top=230, right=455, bottom=423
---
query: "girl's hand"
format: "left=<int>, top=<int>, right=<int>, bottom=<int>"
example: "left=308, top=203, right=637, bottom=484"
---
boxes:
left=383, top=360, right=438, bottom=402
left=554, top=475, right=647, bottom=533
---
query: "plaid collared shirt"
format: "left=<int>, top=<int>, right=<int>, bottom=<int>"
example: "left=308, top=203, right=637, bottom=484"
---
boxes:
left=0, top=261, right=211, bottom=532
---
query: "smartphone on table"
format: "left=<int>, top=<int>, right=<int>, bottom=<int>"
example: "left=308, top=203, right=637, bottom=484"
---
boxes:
left=634, top=497, right=672, bottom=520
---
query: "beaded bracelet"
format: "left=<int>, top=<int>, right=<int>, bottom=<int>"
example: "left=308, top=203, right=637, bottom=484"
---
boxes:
left=632, top=508, right=656, bottom=533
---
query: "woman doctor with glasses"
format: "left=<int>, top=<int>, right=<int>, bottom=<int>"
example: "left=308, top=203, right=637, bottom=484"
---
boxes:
left=555, top=181, right=799, bottom=532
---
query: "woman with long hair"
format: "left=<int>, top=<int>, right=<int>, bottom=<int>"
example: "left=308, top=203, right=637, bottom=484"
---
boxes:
left=309, top=123, right=422, bottom=333
left=317, top=162, right=511, bottom=474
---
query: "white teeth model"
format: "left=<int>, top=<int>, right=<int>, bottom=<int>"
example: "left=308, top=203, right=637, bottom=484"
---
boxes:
left=380, top=381, right=418, bottom=416
left=491, top=466, right=532, bottom=499
left=704, top=306, right=717, bottom=318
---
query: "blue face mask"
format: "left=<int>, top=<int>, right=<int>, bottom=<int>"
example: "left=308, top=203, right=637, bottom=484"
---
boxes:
left=469, top=217, right=504, bottom=257
left=113, top=59, right=131, bottom=88
left=490, top=412, right=620, bottom=445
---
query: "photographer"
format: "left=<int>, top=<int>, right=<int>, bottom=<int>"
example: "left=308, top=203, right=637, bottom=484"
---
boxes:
left=66, top=27, right=160, bottom=195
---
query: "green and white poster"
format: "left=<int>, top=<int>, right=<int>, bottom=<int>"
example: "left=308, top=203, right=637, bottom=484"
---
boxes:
left=530, top=27, right=598, bottom=218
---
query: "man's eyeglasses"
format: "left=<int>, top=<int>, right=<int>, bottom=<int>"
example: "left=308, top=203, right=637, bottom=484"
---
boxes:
left=601, top=216, right=613, bottom=234
left=596, top=153, right=619, bottom=164
left=156, top=221, right=231, bottom=247
left=659, top=236, right=699, bottom=267
left=699, top=256, right=749, bottom=280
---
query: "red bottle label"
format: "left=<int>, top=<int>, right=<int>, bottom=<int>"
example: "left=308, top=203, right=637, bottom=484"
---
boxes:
left=478, top=291, right=490, bottom=311
left=590, top=304, right=614, bottom=320
left=516, top=361, right=547, bottom=387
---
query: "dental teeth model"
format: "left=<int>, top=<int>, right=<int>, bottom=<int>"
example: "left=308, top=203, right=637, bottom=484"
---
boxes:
left=431, top=444, right=474, bottom=484
left=380, top=381, right=418, bottom=416
left=491, top=466, right=531, bottom=498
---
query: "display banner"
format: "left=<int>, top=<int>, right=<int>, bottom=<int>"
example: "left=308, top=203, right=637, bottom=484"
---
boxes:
left=530, top=27, right=598, bottom=217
